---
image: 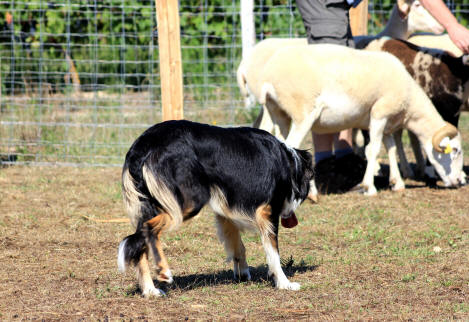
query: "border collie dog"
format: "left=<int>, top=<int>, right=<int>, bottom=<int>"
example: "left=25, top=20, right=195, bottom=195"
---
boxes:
left=117, top=120, right=313, bottom=297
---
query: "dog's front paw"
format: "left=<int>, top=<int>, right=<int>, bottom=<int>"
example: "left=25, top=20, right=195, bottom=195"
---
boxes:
left=277, top=281, right=301, bottom=291
left=142, top=287, right=166, bottom=298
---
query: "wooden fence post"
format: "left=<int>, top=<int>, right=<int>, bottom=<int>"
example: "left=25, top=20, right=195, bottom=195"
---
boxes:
left=350, top=0, right=368, bottom=36
left=155, top=0, right=184, bottom=121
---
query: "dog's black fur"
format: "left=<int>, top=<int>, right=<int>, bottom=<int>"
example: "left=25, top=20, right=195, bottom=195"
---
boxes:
left=118, top=120, right=313, bottom=295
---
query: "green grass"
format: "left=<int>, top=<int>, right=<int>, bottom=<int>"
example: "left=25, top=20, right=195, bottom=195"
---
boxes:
left=0, top=166, right=468, bottom=320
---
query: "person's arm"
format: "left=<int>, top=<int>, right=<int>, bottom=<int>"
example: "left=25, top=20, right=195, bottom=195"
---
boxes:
left=419, top=0, right=469, bottom=54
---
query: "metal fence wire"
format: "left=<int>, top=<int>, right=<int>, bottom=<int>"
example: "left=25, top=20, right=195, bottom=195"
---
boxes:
left=0, top=0, right=468, bottom=166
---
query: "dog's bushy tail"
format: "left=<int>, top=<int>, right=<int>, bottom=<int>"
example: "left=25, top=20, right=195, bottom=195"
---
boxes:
left=122, top=167, right=146, bottom=227
left=117, top=231, right=146, bottom=272
left=122, top=162, right=183, bottom=230
left=119, top=161, right=184, bottom=272
left=142, top=163, right=183, bottom=231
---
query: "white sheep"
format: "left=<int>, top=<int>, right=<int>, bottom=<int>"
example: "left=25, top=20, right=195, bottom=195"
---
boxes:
left=237, top=0, right=443, bottom=138
left=365, top=37, right=469, bottom=182
left=237, top=38, right=306, bottom=139
left=257, top=44, right=465, bottom=196
left=354, top=0, right=443, bottom=48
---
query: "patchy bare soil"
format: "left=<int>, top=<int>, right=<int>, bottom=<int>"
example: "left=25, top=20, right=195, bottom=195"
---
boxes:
left=0, top=165, right=468, bottom=321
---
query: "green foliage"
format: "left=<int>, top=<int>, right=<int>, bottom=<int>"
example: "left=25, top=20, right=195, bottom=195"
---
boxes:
left=0, top=0, right=159, bottom=94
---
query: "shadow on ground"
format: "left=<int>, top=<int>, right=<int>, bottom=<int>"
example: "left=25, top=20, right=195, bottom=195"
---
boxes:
left=126, top=260, right=318, bottom=296
left=323, top=163, right=469, bottom=195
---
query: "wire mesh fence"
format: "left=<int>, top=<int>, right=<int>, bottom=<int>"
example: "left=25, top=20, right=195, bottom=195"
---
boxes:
left=0, top=0, right=468, bottom=166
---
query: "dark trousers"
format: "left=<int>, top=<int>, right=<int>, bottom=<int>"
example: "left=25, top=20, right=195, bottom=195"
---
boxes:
left=296, top=0, right=355, bottom=48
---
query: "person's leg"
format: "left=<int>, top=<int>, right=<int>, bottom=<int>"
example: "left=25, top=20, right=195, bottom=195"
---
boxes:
left=334, top=128, right=354, bottom=158
left=313, top=132, right=334, bottom=163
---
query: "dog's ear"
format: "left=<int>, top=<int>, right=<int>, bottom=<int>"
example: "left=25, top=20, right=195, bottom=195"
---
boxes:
left=296, top=149, right=314, bottom=179
left=294, top=149, right=314, bottom=199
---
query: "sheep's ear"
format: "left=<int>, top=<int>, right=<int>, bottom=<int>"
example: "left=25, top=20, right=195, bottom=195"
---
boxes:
left=449, top=137, right=462, bottom=154
left=438, top=137, right=452, bottom=154
left=397, top=0, right=411, bottom=18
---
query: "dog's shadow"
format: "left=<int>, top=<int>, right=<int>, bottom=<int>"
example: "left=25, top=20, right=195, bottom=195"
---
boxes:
left=171, top=260, right=318, bottom=291
left=127, top=259, right=318, bottom=296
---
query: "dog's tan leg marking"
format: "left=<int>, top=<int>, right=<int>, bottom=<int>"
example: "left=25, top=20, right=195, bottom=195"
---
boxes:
left=146, top=214, right=173, bottom=283
left=216, top=215, right=250, bottom=281
left=255, top=204, right=275, bottom=249
left=182, top=207, right=195, bottom=221
left=136, top=251, right=164, bottom=297
left=256, top=204, right=300, bottom=291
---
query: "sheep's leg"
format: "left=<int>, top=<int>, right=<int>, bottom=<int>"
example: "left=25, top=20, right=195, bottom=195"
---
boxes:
left=252, top=107, right=263, bottom=128
left=307, top=179, right=319, bottom=203
left=259, top=97, right=291, bottom=141
left=284, top=117, right=320, bottom=202
left=394, top=129, right=414, bottom=179
left=257, top=105, right=275, bottom=134
left=285, top=106, right=323, bottom=148
left=270, top=107, right=291, bottom=141
left=383, top=134, right=405, bottom=191
left=285, top=121, right=310, bottom=148
left=362, top=117, right=387, bottom=196
left=408, top=131, right=426, bottom=179
left=352, top=128, right=366, bottom=159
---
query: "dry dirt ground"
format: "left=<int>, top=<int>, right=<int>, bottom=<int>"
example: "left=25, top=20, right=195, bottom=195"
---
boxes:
left=0, top=165, right=468, bottom=321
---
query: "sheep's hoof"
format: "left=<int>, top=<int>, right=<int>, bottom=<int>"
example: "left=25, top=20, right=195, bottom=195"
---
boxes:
left=307, top=192, right=318, bottom=203
left=391, top=181, right=405, bottom=192
left=364, top=186, right=377, bottom=196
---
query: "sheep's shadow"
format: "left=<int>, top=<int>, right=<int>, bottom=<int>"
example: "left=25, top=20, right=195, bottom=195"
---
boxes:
left=321, top=161, right=467, bottom=195
left=374, top=163, right=469, bottom=191
left=126, top=258, right=318, bottom=296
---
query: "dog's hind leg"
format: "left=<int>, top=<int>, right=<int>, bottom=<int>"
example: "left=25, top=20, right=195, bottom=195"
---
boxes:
left=145, top=213, right=174, bottom=284
left=216, top=215, right=250, bottom=281
left=256, top=205, right=300, bottom=290
left=137, top=251, right=166, bottom=297
left=118, top=231, right=165, bottom=297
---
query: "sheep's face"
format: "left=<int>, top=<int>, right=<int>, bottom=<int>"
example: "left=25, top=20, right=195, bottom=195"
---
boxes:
left=407, top=1, right=445, bottom=35
left=430, top=134, right=465, bottom=187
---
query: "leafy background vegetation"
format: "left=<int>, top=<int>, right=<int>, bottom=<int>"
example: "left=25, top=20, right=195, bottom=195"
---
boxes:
left=2, top=0, right=466, bottom=95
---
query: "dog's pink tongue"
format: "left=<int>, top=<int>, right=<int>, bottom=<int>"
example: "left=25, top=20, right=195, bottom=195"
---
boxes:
left=281, top=212, right=298, bottom=228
